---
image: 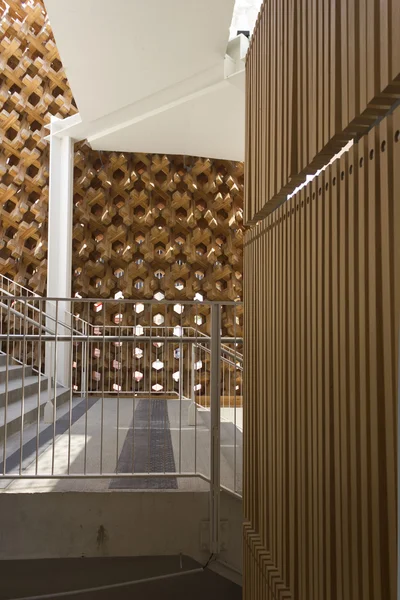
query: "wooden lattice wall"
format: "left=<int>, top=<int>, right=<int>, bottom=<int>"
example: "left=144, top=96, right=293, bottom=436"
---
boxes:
left=72, top=144, right=244, bottom=395
left=72, top=143, right=244, bottom=305
left=0, top=0, right=77, bottom=292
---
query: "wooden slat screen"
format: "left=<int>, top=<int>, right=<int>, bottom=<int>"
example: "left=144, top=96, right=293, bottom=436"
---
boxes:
left=245, top=0, right=400, bottom=224
left=243, top=104, right=399, bottom=599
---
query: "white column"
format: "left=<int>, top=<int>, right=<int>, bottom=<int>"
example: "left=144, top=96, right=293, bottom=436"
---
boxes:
left=45, top=118, right=74, bottom=390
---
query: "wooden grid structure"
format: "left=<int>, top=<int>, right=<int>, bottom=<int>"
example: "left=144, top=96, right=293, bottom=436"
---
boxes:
left=72, top=144, right=244, bottom=397
left=245, top=0, right=400, bottom=223
left=73, top=143, right=244, bottom=305
left=244, top=102, right=399, bottom=598
left=0, top=0, right=77, bottom=292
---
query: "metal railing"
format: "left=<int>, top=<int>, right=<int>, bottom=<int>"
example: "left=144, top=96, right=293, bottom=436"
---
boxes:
left=0, top=297, right=243, bottom=512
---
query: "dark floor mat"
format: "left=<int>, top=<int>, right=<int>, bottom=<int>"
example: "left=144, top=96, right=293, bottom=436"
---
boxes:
left=109, top=398, right=177, bottom=489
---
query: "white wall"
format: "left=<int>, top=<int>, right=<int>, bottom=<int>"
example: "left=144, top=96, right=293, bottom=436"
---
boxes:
left=0, top=491, right=242, bottom=577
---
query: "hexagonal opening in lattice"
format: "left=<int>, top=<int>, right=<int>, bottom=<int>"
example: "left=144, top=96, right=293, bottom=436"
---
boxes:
left=113, top=384, right=122, bottom=391
left=134, top=347, right=143, bottom=359
left=114, top=313, right=123, bottom=325
left=216, top=280, right=228, bottom=292
left=114, top=267, right=124, bottom=279
left=134, top=205, right=145, bottom=218
left=74, top=267, right=82, bottom=277
left=175, top=234, right=186, bottom=246
left=134, top=251, right=144, bottom=265
left=194, top=360, right=203, bottom=371
left=134, top=179, right=145, bottom=192
left=195, top=270, right=205, bottom=280
left=112, top=240, right=124, bottom=254
left=216, top=234, right=226, bottom=247
left=135, top=161, right=146, bottom=175
left=135, top=302, right=145, bottom=314
left=92, top=371, right=101, bottom=381
left=155, top=170, right=167, bottom=184
left=152, top=359, right=164, bottom=371
left=173, top=326, right=183, bottom=337
left=176, top=253, right=186, bottom=266
left=112, top=214, right=123, bottom=227
left=154, top=291, right=165, bottom=301
left=93, top=348, right=101, bottom=358
left=28, top=92, right=40, bottom=107
left=113, top=195, right=125, bottom=208
left=155, top=269, right=165, bottom=280
left=194, top=383, right=202, bottom=392
left=94, top=301, right=103, bottom=313
left=155, top=216, right=166, bottom=230
left=196, top=243, right=207, bottom=256
left=174, top=348, right=180, bottom=359
left=153, top=341, right=164, bottom=348
left=153, top=313, right=164, bottom=326
left=194, top=315, right=203, bottom=326
left=196, top=199, right=207, bottom=212
left=172, top=371, right=180, bottom=382
left=135, top=325, right=144, bottom=336
left=176, top=207, right=187, bottom=220
left=5, top=127, right=17, bottom=141
left=152, top=384, right=163, bottom=392
left=134, top=277, right=144, bottom=290
left=91, top=203, right=102, bottom=217
left=154, top=195, right=166, bottom=209
left=94, top=278, right=102, bottom=289
left=7, top=55, right=19, bottom=70
left=114, top=291, right=124, bottom=300
left=113, top=359, right=121, bottom=370
left=197, top=217, right=208, bottom=230
left=155, top=242, right=166, bottom=256
left=91, top=177, right=103, bottom=190
left=134, top=371, right=143, bottom=382
left=175, top=279, right=185, bottom=291
left=135, top=231, right=145, bottom=244
left=194, top=292, right=204, bottom=301
left=113, top=168, right=124, bottom=182
left=174, top=304, right=184, bottom=315
left=27, top=165, right=39, bottom=179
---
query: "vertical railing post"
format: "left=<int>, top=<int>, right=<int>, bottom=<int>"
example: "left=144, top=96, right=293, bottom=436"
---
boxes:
left=210, top=303, right=221, bottom=554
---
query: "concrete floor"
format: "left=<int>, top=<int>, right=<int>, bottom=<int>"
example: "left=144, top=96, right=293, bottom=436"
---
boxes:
left=0, top=397, right=242, bottom=494
left=0, top=555, right=242, bottom=599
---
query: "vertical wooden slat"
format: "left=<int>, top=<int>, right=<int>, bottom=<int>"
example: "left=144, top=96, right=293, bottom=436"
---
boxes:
left=378, top=112, right=396, bottom=600
left=367, top=125, right=383, bottom=600
left=244, top=6, right=399, bottom=597
left=244, top=0, right=400, bottom=223
left=339, top=152, right=351, bottom=600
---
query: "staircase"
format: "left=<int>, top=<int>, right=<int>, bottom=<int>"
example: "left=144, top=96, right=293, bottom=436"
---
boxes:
left=0, top=352, right=70, bottom=444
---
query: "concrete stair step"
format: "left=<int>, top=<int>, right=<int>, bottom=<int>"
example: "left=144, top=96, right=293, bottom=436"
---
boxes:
left=0, top=386, right=70, bottom=443
left=0, top=376, right=49, bottom=407
left=0, top=364, right=33, bottom=384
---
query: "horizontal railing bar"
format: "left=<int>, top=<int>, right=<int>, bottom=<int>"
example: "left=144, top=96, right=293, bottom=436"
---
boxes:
left=0, top=300, right=84, bottom=337
left=220, top=484, right=243, bottom=500
left=0, top=334, right=243, bottom=343
left=0, top=296, right=243, bottom=306
left=196, top=342, right=243, bottom=363
left=0, top=472, right=210, bottom=480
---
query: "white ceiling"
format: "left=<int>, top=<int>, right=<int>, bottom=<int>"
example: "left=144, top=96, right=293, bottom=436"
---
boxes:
left=45, top=0, right=250, bottom=160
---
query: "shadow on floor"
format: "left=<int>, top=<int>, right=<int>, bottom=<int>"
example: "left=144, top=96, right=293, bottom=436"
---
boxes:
left=0, top=555, right=242, bottom=600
